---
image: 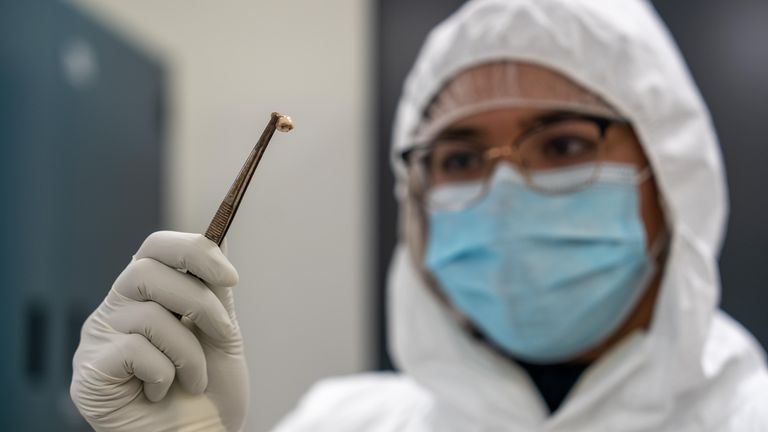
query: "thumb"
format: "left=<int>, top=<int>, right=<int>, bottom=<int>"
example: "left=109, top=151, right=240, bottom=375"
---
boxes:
left=209, top=238, right=238, bottom=318
left=219, top=238, right=230, bottom=256
left=192, top=285, right=243, bottom=356
left=209, top=285, right=238, bottom=324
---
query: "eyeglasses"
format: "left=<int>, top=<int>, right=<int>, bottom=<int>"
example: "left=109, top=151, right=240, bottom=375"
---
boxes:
left=401, top=113, right=631, bottom=211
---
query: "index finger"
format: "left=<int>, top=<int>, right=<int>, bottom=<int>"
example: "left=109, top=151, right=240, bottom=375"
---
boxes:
left=135, top=231, right=239, bottom=288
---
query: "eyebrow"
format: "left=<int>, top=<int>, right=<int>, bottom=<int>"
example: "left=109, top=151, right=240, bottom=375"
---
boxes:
left=520, top=109, right=586, bottom=129
left=434, top=126, right=484, bottom=141
left=433, top=109, right=581, bottom=142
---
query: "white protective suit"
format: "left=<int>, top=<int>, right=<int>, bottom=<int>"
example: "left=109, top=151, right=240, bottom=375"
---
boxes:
left=274, top=0, right=768, bottom=430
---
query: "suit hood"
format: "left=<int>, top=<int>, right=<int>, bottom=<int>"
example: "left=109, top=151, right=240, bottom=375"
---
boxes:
left=385, top=0, right=763, bottom=428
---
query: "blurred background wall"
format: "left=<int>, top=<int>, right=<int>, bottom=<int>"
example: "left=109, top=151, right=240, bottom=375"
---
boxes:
left=2, top=0, right=372, bottom=430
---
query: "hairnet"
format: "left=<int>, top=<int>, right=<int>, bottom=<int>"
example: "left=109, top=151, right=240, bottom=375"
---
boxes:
left=415, top=60, right=621, bottom=143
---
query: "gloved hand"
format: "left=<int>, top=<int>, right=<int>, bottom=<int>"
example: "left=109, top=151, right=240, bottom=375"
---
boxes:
left=71, top=231, right=249, bottom=432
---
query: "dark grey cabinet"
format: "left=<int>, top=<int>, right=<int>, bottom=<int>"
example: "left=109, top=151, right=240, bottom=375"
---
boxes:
left=0, top=2, right=165, bottom=430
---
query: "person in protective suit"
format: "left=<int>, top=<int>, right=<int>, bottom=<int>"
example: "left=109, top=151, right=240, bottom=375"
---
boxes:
left=71, top=0, right=768, bottom=430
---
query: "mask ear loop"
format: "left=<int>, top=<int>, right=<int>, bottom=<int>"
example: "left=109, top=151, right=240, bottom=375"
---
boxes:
left=634, top=165, right=653, bottom=185
left=644, top=168, right=671, bottom=303
left=649, top=226, right=670, bottom=260
left=631, top=163, right=667, bottom=259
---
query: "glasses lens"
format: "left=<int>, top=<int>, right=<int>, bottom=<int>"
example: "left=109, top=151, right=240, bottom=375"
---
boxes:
left=411, top=140, right=491, bottom=211
left=428, top=140, right=489, bottom=184
left=407, top=117, right=611, bottom=209
left=519, top=119, right=603, bottom=192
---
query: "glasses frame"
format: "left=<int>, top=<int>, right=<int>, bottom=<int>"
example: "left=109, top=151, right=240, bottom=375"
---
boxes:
left=401, top=112, right=631, bottom=211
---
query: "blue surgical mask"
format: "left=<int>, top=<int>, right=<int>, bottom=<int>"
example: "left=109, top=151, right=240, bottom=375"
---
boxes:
left=425, top=163, right=654, bottom=363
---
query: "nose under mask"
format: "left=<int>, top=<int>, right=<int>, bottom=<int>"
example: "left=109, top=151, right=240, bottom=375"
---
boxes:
left=424, top=163, right=656, bottom=363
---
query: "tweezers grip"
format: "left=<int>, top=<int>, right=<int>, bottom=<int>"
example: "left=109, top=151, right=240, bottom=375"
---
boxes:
left=204, top=200, right=235, bottom=245
left=204, top=112, right=282, bottom=246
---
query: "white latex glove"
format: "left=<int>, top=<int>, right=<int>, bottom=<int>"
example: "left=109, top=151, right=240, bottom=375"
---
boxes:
left=71, top=231, right=249, bottom=432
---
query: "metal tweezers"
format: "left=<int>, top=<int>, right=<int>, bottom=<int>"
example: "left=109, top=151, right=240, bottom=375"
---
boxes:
left=204, top=111, right=292, bottom=245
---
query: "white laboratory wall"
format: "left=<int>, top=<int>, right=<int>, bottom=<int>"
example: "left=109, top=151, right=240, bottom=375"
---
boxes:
left=71, top=1, right=373, bottom=430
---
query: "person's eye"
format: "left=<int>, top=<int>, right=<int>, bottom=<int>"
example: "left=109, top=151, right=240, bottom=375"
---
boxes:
left=437, top=149, right=484, bottom=174
left=540, top=136, right=597, bottom=161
